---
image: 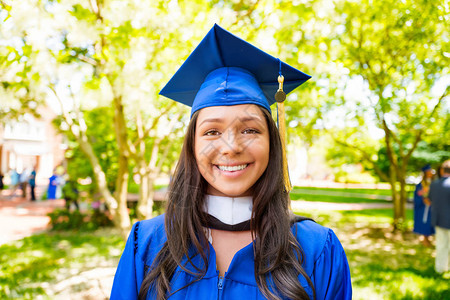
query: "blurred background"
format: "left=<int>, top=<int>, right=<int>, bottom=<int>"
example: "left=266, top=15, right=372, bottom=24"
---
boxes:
left=0, top=0, right=449, bottom=299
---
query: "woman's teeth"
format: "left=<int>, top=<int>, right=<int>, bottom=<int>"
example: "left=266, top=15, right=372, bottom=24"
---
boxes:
left=217, top=164, right=248, bottom=172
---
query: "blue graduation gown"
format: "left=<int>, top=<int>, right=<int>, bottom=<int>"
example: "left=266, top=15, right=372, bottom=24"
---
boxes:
left=413, top=183, right=435, bottom=236
left=111, top=214, right=352, bottom=300
left=47, top=175, right=58, bottom=199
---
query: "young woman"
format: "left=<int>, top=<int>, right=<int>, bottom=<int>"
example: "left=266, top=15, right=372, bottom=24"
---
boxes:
left=111, top=24, right=352, bottom=300
left=413, top=164, right=435, bottom=246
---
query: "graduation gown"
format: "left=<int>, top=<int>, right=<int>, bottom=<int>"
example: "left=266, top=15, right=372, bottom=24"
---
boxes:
left=413, top=182, right=435, bottom=236
left=111, top=214, right=352, bottom=300
left=47, top=175, right=58, bottom=200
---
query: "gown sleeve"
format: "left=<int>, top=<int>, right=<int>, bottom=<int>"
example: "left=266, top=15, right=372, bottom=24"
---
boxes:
left=312, top=228, right=352, bottom=300
left=110, top=221, right=145, bottom=300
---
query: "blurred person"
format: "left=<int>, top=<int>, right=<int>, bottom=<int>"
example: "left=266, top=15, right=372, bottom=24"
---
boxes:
left=29, top=167, right=37, bottom=201
left=436, top=165, right=444, bottom=179
left=413, top=164, right=435, bottom=246
left=9, top=169, right=20, bottom=197
left=47, top=170, right=61, bottom=200
left=56, top=173, right=65, bottom=199
left=429, top=160, right=450, bottom=274
left=19, top=168, right=30, bottom=199
left=0, top=172, right=4, bottom=190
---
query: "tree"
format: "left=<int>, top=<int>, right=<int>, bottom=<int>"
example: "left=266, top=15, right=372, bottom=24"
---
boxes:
left=0, top=2, right=43, bottom=122
left=323, top=0, right=449, bottom=229
left=3, top=0, right=272, bottom=237
left=45, top=0, right=191, bottom=236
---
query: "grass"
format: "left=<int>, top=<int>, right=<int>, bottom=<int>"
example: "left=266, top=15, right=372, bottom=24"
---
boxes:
left=0, top=229, right=125, bottom=299
left=293, top=186, right=394, bottom=195
left=290, top=192, right=390, bottom=203
left=292, top=186, right=416, bottom=196
left=295, top=208, right=449, bottom=300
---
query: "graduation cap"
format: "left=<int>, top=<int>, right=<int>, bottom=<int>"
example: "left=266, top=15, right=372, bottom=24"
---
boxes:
left=421, top=164, right=432, bottom=172
left=159, top=24, right=310, bottom=116
left=160, top=24, right=311, bottom=192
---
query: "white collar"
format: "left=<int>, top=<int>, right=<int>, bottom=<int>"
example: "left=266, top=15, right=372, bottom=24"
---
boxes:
left=204, top=195, right=253, bottom=225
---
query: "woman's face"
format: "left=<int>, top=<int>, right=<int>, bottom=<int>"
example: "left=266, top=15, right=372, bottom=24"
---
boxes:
left=195, top=104, right=270, bottom=197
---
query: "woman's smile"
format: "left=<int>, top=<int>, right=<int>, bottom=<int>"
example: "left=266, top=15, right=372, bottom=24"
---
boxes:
left=216, top=164, right=248, bottom=172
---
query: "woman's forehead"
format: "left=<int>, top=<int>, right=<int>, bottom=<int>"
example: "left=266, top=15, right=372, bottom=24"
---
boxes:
left=196, top=104, right=266, bottom=125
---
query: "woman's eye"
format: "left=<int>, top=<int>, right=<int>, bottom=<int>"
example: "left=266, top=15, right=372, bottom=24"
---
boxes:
left=243, top=128, right=259, bottom=134
left=204, top=130, right=220, bottom=136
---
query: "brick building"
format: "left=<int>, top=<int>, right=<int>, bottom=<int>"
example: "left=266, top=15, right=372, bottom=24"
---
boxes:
left=0, top=107, right=65, bottom=186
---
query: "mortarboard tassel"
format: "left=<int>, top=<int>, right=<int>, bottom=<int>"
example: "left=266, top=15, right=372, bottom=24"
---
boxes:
left=275, top=73, right=292, bottom=193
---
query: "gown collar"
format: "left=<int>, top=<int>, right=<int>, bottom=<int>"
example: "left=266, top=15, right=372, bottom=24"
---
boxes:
left=203, top=195, right=253, bottom=231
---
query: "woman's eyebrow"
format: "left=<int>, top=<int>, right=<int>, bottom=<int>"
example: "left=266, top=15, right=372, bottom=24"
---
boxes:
left=198, top=117, right=224, bottom=126
left=238, top=115, right=264, bottom=124
left=198, top=115, right=263, bottom=126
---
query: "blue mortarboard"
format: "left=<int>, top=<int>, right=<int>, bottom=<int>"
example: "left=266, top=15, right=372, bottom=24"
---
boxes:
left=421, top=164, right=432, bottom=172
left=159, top=24, right=311, bottom=116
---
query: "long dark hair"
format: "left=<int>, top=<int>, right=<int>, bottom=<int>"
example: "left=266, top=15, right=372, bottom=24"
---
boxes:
left=138, top=107, right=315, bottom=300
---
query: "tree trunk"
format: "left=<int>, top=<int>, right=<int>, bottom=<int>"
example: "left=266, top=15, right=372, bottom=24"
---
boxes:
left=78, top=133, right=130, bottom=238
left=388, top=163, right=401, bottom=231
left=136, top=170, right=155, bottom=219
left=114, top=153, right=131, bottom=238
left=113, top=95, right=132, bottom=237
left=391, top=165, right=408, bottom=231
left=78, top=135, right=118, bottom=213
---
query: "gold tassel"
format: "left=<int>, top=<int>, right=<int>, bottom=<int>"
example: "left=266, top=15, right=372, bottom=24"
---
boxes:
left=275, top=75, right=292, bottom=193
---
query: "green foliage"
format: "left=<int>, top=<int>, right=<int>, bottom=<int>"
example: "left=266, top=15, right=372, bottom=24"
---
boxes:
left=47, top=209, right=113, bottom=231
left=332, top=0, right=449, bottom=150
left=407, top=141, right=450, bottom=172
left=334, top=170, right=378, bottom=184
left=0, top=230, right=124, bottom=298
left=376, top=141, right=450, bottom=176
left=127, top=197, right=166, bottom=220
left=70, top=4, right=97, bottom=23
left=54, top=106, right=119, bottom=194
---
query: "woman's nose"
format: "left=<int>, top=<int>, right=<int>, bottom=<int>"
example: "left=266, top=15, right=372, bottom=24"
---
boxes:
left=221, top=130, right=243, bottom=155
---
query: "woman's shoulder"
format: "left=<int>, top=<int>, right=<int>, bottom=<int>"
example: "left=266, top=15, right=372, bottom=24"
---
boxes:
left=292, top=219, right=331, bottom=251
left=133, top=214, right=167, bottom=260
left=291, top=218, right=346, bottom=273
left=292, top=219, right=352, bottom=298
left=137, top=213, right=165, bottom=231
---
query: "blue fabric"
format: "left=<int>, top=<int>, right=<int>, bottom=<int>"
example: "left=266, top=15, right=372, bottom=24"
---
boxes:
left=159, top=24, right=311, bottom=117
left=10, top=170, right=19, bottom=185
left=421, top=164, right=431, bottom=172
left=413, top=182, right=435, bottom=235
left=111, top=214, right=352, bottom=300
left=430, top=177, right=450, bottom=229
left=47, top=175, right=58, bottom=199
left=192, top=67, right=270, bottom=113
left=29, top=170, right=36, bottom=187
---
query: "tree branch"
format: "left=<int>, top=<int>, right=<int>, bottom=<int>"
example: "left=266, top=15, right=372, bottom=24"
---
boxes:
left=404, top=84, right=449, bottom=160
left=333, top=137, right=390, bottom=182
left=48, top=84, right=74, bottom=128
left=132, top=102, right=177, bottom=149
left=428, top=85, right=449, bottom=120
left=154, top=111, right=183, bottom=175
left=381, top=118, right=398, bottom=169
